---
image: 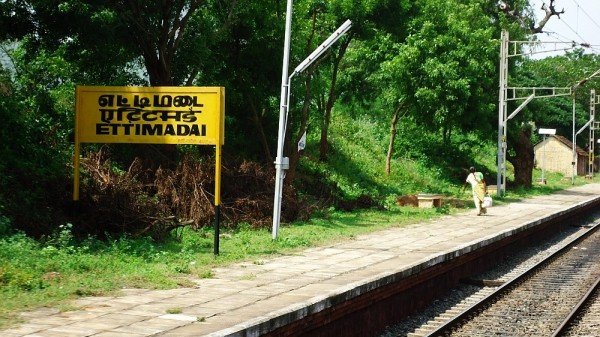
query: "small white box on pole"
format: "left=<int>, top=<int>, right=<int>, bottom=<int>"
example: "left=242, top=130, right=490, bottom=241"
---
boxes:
left=538, top=128, right=556, bottom=135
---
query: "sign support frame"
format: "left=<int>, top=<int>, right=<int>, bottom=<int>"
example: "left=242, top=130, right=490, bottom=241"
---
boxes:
left=73, top=85, right=225, bottom=254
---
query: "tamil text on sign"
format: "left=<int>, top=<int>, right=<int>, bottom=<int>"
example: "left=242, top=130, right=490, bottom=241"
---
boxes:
left=76, top=86, right=224, bottom=145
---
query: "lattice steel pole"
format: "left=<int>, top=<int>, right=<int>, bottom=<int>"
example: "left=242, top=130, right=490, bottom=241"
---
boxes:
left=590, top=90, right=598, bottom=177
left=572, top=96, right=576, bottom=184
left=497, top=30, right=509, bottom=196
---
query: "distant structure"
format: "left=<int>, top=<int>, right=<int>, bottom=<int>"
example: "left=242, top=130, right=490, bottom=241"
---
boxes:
left=534, top=135, right=588, bottom=177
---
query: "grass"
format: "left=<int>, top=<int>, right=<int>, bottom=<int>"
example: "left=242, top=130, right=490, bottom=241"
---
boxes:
left=0, top=203, right=438, bottom=328
left=166, top=307, right=183, bottom=314
left=0, top=202, right=444, bottom=328
left=0, top=174, right=598, bottom=329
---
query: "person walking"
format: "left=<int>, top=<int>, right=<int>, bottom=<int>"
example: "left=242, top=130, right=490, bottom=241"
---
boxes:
left=465, top=166, right=487, bottom=215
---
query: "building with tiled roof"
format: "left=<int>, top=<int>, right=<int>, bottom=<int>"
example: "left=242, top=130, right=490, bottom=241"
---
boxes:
left=534, top=135, right=589, bottom=177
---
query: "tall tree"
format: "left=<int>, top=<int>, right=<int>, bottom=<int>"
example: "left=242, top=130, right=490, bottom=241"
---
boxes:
left=285, top=0, right=414, bottom=172
left=393, top=0, right=499, bottom=141
left=339, top=0, right=499, bottom=174
left=1, top=0, right=240, bottom=166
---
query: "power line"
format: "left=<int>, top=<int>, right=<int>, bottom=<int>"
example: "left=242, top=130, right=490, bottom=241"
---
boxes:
left=541, top=30, right=575, bottom=45
left=557, top=16, right=589, bottom=46
left=529, top=0, right=600, bottom=55
left=570, top=0, right=600, bottom=32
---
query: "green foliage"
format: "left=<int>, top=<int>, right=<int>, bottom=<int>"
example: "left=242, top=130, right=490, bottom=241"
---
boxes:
left=295, top=105, right=498, bottom=209
left=0, top=206, right=438, bottom=327
left=515, top=52, right=600, bottom=148
left=390, top=0, right=497, bottom=139
left=0, top=43, right=74, bottom=235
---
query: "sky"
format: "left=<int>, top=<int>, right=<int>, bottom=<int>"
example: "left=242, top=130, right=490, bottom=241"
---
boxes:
left=529, top=0, right=600, bottom=57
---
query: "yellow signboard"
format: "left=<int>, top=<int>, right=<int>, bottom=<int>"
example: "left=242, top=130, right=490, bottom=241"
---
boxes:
left=74, top=86, right=225, bottom=205
left=76, top=86, right=224, bottom=145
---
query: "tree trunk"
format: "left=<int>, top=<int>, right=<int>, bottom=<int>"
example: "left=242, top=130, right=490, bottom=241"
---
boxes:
left=119, top=0, right=238, bottom=169
left=248, top=97, right=272, bottom=163
left=385, top=101, right=406, bottom=175
left=508, top=128, right=534, bottom=188
left=319, top=35, right=353, bottom=162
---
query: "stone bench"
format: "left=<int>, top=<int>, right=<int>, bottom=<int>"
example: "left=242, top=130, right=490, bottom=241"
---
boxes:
left=417, top=194, right=443, bottom=208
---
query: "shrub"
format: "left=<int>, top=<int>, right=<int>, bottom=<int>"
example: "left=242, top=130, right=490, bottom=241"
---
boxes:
left=73, top=150, right=305, bottom=240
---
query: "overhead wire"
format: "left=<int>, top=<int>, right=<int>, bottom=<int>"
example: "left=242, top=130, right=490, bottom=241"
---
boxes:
left=570, top=0, right=600, bottom=32
left=522, top=1, right=573, bottom=56
left=540, top=30, right=575, bottom=45
left=555, top=0, right=600, bottom=52
left=557, top=17, right=588, bottom=46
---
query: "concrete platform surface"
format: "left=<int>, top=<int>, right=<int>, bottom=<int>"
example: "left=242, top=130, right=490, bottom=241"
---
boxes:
left=2, top=183, right=599, bottom=337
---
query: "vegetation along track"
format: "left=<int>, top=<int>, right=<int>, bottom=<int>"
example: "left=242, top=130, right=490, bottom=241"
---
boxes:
left=424, top=220, right=600, bottom=337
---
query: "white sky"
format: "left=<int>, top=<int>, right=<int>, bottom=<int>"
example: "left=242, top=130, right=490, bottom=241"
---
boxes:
left=529, top=0, right=600, bottom=57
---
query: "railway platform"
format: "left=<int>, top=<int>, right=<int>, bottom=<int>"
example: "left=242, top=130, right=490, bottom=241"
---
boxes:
left=2, top=183, right=599, bottom=337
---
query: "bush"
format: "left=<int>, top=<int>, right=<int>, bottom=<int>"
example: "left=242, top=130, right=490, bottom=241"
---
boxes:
left=0, top=70, right=71, bottom=237
left=73, top=150, right=305, bottom=240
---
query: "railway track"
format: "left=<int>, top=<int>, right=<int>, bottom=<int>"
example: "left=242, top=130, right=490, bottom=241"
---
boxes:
left=422, top=221, right=600, bottom=337
left=557, top=277, right=600, bottom=337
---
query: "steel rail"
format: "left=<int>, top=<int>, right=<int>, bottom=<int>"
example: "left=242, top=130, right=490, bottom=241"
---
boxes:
left=549, top=276, right=600, bottom=337
left=424, top=222, right=599, bottom=337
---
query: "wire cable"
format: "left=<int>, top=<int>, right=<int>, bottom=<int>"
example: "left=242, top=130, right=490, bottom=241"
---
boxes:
left=542, top=30, right=575, bottom=45
left=558, top=17, right=589, bottom=46
left=570, top=0, right=600, bottom=32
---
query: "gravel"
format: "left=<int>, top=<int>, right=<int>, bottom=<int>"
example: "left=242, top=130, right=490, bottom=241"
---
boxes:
left=378, top=210, right=600, bottom=337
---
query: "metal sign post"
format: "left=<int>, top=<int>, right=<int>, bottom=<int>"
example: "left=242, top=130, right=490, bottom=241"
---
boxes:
left=538, top=128, right=556, bottom=184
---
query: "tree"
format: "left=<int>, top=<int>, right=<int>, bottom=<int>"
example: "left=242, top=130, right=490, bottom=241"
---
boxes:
left=282, top=0, right=407, bottom=179
left=513, top=51, right=600, bottom=185
left=1, top=0, right=240, bottom=166
left=0, top=41, right=75, bottom=235
left=338, top=0, right=500, bottom=175
left=312, top=0, right=413, bottom=162
left=338, top=32, right=408, bottom=175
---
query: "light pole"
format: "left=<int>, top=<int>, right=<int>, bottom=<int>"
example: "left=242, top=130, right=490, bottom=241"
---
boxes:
left=272, top=16, right=352, bottom=239
left=272, top=0, right=294, bottom=240
left=538, top=128, right=556, bottom=184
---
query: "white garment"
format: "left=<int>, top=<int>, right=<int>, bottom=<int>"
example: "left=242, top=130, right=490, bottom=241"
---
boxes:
left=466, top=173, right=485, bottom=214
left=465, top=173, right=479, bottom=188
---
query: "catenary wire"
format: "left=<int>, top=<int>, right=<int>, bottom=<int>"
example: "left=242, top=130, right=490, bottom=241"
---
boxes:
left=570, top=0, right=600, bottom=32
left=557, top=17, right=590, bottom=47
